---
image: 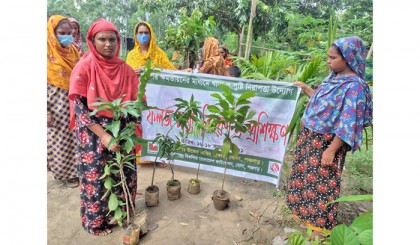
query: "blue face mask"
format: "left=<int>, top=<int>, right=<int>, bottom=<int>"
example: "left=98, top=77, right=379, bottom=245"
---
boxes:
left=57, top=35, right=73, bottom=47
left=136, top=34, right=150, bottom=45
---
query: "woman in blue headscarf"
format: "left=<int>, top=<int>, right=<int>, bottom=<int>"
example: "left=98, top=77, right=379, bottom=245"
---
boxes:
left=286, top=36, right=373, bottom=240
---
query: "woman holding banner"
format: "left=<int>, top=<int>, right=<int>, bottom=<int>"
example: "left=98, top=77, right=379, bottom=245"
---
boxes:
left=126, top=21, right=176, bottom=74
left=286, top=36, right=373, bottom=241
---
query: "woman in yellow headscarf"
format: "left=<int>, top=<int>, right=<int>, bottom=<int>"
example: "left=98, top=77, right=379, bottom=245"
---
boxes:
left=126, top=21, right=176, bottom=74
left=47, top=15, right=80, bottom=187
left=199, top=37, right=225, bottom=75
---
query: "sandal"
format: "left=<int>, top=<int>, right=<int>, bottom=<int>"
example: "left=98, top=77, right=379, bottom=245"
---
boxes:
left=65, top=177, right=79, bottom=188
left=90, top=228, right=112, bottom=236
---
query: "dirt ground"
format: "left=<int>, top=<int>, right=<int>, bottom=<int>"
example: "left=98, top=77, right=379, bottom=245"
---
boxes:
left=48, top=163, right=292, bottom=245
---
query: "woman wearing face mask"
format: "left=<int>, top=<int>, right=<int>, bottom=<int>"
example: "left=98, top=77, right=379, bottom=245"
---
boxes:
left=126, top=21, right=177, bottom=74
left=69, top=18, right=140, bottom=236
left=47, top=15, right=80, bottom=188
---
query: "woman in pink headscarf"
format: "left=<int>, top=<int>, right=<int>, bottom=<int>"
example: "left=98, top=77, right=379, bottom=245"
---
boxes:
left=69, top=17, right=85, bottom=57
left=69, top=19, right=139, bottom=236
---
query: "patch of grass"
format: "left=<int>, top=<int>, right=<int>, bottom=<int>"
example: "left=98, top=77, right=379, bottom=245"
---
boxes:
left=343, top=127, right=373, bottom=194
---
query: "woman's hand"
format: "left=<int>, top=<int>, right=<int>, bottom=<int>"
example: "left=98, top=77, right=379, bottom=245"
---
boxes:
left=293, top=81, right=308, bottom=90
left=47, top=112, right=55, bottom=127
left=134, top=66, right=144, bottom=75
left=321, top=148, right=335, bottom=167
left=182, top=68, right=193, bottom=72
left=293, top=81, right=314, bottom=97
left=100, top=133, right=120, bottom=152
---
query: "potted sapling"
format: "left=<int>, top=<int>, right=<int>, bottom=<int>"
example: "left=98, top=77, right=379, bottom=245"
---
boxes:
left=146, top=94, right=203, bottom=204
left=206, top=84, right=259, bottom=210
left=187, top=121, right=215, bottom=194
left=89, top=60, right=154, bottom=244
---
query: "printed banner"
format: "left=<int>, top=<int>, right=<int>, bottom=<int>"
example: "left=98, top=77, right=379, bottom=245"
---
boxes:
left=140, top=70, right=300, bottom=187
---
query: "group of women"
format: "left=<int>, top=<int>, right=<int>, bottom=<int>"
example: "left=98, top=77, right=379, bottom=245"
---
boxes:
left=47, top=15, right=372, bottom=239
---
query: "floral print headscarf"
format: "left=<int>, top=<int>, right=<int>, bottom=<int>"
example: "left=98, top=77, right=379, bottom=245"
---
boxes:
left=302, top=36, right=372, bottom=152
left=334, top=36, right=367, bottom=80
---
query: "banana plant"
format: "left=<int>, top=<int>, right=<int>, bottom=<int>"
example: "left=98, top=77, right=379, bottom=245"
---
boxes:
left=284, top=56, right=324, bottom=147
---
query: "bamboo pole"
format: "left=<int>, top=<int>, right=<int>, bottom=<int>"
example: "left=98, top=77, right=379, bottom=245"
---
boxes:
left=244, top=0, right=258, bottom=60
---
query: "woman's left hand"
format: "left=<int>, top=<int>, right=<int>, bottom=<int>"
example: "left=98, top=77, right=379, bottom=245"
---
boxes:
left=134, top=66, right=144, bottom=75
left=321, top=148, right=335, bottom=167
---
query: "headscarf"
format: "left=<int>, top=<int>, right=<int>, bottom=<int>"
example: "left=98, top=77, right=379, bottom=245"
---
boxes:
left=126, top=21, right=175, bottom=70
left=220, top=46, right=233, bottom=68
left=68, top=17, right=85, bottom=57
left=47, top=15, right=80, bottom=91
left=302, top=36, right=373, bottom=152
left=334, top=36, right=367, bottom=80
left=199, top=37, right=225, bottom=75
left=69, top=18, right=139, bottom=129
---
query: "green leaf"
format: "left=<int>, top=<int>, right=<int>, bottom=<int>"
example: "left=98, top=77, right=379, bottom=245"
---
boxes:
left=207, top=105, right=220, bottom=113
left=114, top=207, right=122, bottom=220
left=330, top=224, right=360, bottom=245
left=238, top=91, right=256, bottom=101
left=127, top=107, right=140, bottom=117
left=357, top=229, right=373, bottom=245
left=116, top=151, right=122, bottom=164
left=111, top=120, right=121, bottom=138
left=124, top=139, right=134, bottom=153
left=350, top=211, right=373, bottom=234
left=219, top=100, right=229, bottom=110
left=245, top=110, right=256, bottom=120
left=231, top=143, right=239, bottom=157
left=328, top=194, right=373, bottom=205
left=221, top=140, right=231, bottom=156
left=104, top=177, right=113, bottom=190
left=210, top=93, right=223, bottom=101
left=236, top=99, right=252, bottom=106
left=225, top=94, right=235, bottom=105
left=219, top=83, right=231, bottom=94
left=104, top=165, right=111, bottom=175
left=110, top=169, right=120, bottom=174
left=107, top=137, right=117, bottom=149
left=108, top=193, right=119, bottom=211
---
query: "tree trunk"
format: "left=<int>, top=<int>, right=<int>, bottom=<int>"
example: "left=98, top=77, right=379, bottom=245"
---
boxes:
left=237, top=27, right=245, bottom=57
left=367, top=43, right=373, bottom=59
left=245, top=0, right=258, bottom=60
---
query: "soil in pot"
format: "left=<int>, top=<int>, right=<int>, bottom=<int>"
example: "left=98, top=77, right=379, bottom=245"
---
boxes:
left=166, top=179, right=181, bottom=200
left=133, top=211, right=148, bottom=237
left=145, top=185, right=159, bottom=207
left=122, top=224, right=141, bottom=245
left=187, top=178, right=200, bottom=194
left=212, top=190, right=230, bottom=211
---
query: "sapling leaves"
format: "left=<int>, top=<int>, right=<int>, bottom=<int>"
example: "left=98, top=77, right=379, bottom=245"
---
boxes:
left=104, top=177, right=113, bottom=189
left=114, top=207, right=122, bottom=220
left=110, top=120, right=121, bottom=137
left=108, top=193, right=119, bottom=211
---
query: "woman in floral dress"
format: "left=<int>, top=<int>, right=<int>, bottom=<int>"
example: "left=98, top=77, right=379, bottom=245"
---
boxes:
left=287, top=36, right=373, bottom=240
left=69, top=19, right=140, bottom=236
